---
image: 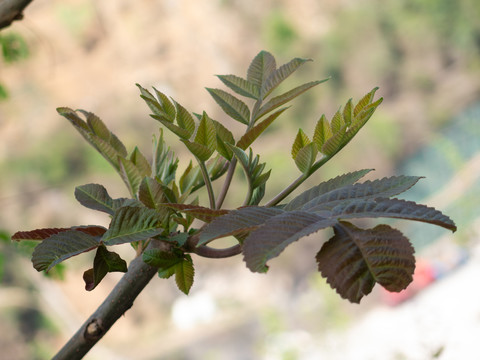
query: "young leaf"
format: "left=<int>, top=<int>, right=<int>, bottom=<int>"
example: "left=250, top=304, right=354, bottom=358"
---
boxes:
left=291, top=129, right=311, bottom=160
left=102, top=206, right=163, bottom=246
left=173, top=100, right=196, bottom=138
left=330, top=108, right=345, bottom=133
left=138, top=177, right=167, bottom=211
left=32, top=230, right=101, bottom=272
left=83, top=245, right=127, bottom=291
left=243, top=211, right=337, bottom=273
left=194, top=112, right=217, bottom=152
left=75, top=183, right=115, bottom=215
left=237, top=107, right=288, bottom=150
left=247, top=51, right=277, bottom=89
left=181, top=141, right=215, bottom=162
left=316, top=222, right=415, bottom=303
left=12, top=226, right=107, bottom=241
left=321, top=125, right=347, bottom=156
left=151, top=115, right=192, bottom=139
left=152, top=129, right=178, bottom=184
left=130, top=147, right=152, bottom=177
left=284, top=169, right=373, bottom=211
left=354, top=87, right=379, bottom=116
left=119, top=158, right=144, bottom=196
left=255, top=80, right=327, bottom=120
left=206, top=88, right=251, bottom=125
left=294, top=143, right=317, bottom=173
left=313, top=115, right=333, bottom=151
left=343, top=98, right=353, bottom=126
left=175, top=254, right=194, bottom=295
left=216, top=74, right=259, bottom=100
left=198, top=206, right=284, bottom=246
left=262, top=57, right=312, bottom=98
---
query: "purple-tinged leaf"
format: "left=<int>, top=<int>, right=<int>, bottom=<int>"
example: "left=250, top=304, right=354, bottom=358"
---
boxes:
left=32, top=230, right=101, bottom=272
left=102, top=206, right=163, bottom=246
left=138, top=177, right=167, bottom=212
left=284, top=169, right=373, bottom=211
left=243, top=211, right=337, bottom=273
left=12, top=226, right=106, bottom=241
left=198, top=206, right=284, bottom=246
left=302, top=175, right=424, bottom=212
left=83, top=245, right=127, bottom=291
left=316, top=222, right=415, bottom=303
left=119, top=158, right=143, bottom=196
left=330, top=198, right=457, bottom=232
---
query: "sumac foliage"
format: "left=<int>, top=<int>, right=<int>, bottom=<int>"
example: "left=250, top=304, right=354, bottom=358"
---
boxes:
left=13, top=51, right=456, bottom=305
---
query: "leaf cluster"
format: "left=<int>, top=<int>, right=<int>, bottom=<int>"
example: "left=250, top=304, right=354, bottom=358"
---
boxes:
left=12, top=51, right=456, bottom=302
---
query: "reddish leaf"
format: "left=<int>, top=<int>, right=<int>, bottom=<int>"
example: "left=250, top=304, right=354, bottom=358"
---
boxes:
left=316, top=222, right=415, bottom=303
left=83, top=245, right=127, bottom=291
left=162, top=203, right=229, bottom=223
left=12, top=226, right=106, bottom=241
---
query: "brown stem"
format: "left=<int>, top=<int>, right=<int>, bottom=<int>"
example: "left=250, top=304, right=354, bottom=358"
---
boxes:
left=0, top=0, right=32, bottom=29
left=52, top=240, right=165, bottom=360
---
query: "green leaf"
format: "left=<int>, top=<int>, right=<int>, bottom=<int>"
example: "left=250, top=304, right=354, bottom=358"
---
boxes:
left=216, top=74, right=260, bottom=100
left=32, top=230, right=101, bottom=272
left=74, top=183, right=115, bottom=214
left=130, top=147, right=152, bottom=177
left=237, top=107, right=288, bottom=150
left=152, top=129, right=178, bottom=184
left=354, top=87, right=379, bottom=116
left=321, top=125, right=347, bottom=156
left=284, top=169, right=373, bottom=211
left=143, top=248, right=183, bottom=269
left=181, top=140, right=215, bottom=162
left=207, top=88, right=251, bottom=125
left=83, top=245, right=127, bottom=291
left=330, top=108, right=345, bottom=133
left=256, top=80, right=327, bottom=120
left=173, top=100, right=196, bottom=138
left=291, top=129, right=311, bottom=160
left=119, top=158, right=143, bottom=196
left=154, top=88, right=176, bottom=120
left=313, top=114, right=333, bottom=151
left=301, top=175, right=424, bottom=212
left=329, top=198, right=457, bottom=232
left=194, top=112, right=217, bottom=151
left=247, top=51, right=277, bottom=89
left=294, top=143, right=317, bottom=173
left=262, top=57, right=311, bottom=98
left=175, top=254, right=194, bottom=294
left=138, top=177, right=167, bottom=211
left=211, top=118, right=235, bottom=159
left=343, top=98, right=354, bottom=126
left=102, top=207, right=163, bottom=245
left=198, top=206, right=284, bottom=246
left=151, top=115, right=192, bottom=139
left=243, top=211, right=337, bottom=272
left=316, top=222, right=415, bottom=303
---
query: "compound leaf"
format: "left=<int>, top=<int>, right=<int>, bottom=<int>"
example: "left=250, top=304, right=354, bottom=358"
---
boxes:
left=262, top=57, right=312, bottom=98
left=316, top=222, right=415, bottom=303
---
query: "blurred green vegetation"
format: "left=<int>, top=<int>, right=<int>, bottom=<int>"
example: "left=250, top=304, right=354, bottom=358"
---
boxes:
left=0, top=32, right=30, bottom=101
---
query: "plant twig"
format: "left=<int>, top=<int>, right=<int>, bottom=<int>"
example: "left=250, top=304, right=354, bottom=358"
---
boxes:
left=0, top=0, right=32, bottom=29
left=215, top=157, right=237, bottom=209
left=197, top=158, right=216, bottom=209
left=52, top=240, right=165, bottom=360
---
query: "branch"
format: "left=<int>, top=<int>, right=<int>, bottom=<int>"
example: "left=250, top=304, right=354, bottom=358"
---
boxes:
left=0, top=0, right=33, bottom=30
left=52, top=240, right=166, bottom=360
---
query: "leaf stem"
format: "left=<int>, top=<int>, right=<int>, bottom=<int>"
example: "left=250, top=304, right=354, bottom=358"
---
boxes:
left=265, top=154, right=333, bottom=207
left=197, top=158, right=216, bottom=209
left=215, top=157, right=237, bottom=209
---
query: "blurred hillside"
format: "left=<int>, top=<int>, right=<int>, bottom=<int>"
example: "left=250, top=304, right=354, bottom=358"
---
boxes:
left=0, top=1, right=479, bottom=359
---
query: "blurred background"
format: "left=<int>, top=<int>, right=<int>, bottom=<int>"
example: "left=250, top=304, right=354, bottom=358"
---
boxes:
left=0, top=0, right=479, bottom=359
